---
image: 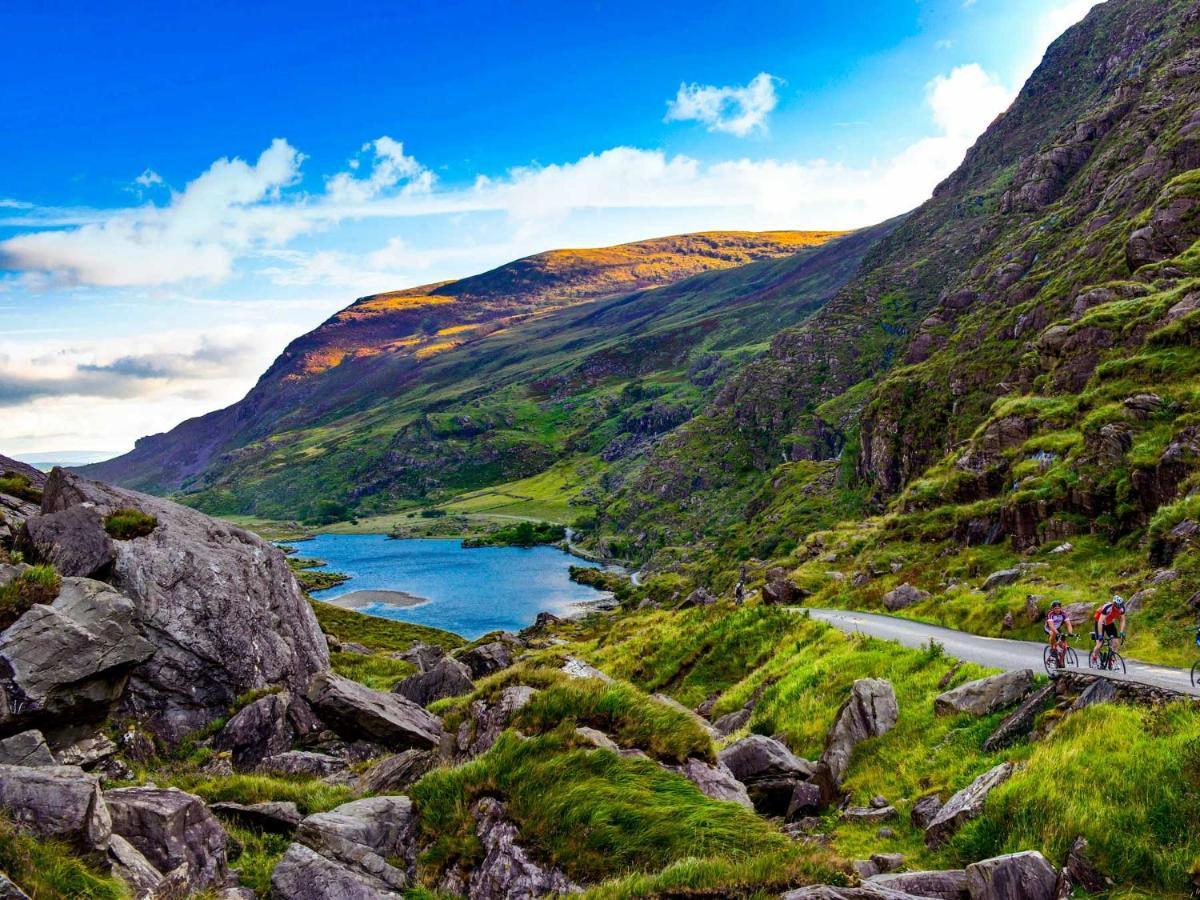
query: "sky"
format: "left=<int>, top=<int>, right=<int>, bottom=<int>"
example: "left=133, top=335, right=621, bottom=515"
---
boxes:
left=0, top=0, right=1102, bottom=458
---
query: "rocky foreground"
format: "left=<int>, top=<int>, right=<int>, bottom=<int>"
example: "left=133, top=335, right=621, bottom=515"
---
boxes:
left=1, top=456, right=1192, bottom=897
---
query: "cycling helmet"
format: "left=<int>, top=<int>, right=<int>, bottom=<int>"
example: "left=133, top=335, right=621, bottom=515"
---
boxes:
left=1112, top=594, right=1126, bottom=611
left=1050, top=600, right=1063, bottom=609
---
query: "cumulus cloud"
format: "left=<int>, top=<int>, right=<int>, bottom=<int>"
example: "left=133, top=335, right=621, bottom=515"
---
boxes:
left=926, top=64, right=1014, bottom=140
left=134, top=169, right=164, bottom=188
left=326, top=137, right=434, bottom=205
left=665, top=72, right=780, bottom=136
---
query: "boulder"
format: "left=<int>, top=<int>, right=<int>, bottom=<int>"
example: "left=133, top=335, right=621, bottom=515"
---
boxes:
left=260, top=751, right=347, bottom=779
left=717, top=735, right=815, bottom=816
left=104, top=785, right=230, bottom=892
left=871, top=853, right=905, bottom=873
left=38, top=469, right=330, bottom=744
left=665, top=758, right=752, bottom=808
left=762, top=570, right=811, bottom=606
left=458, top=641, right=515, bottom=679
left=455, top=686, right=537, bottom=758
left=306, top=672, right=442, bottom=749
left=0, top=731, right=55, bottom=768
left=107, top=832, right=165, bottom=895
left=574, top=727, right=619, bottom=751
left=393, top=657, right=474, bottom=706
left=982, top=682, right=1058, bottom=752
left=925, top=763, right=1014, bottom=848
left=213, top=691, right=305, bottom=769
left=784, top=886, right=926, bottom=899
left=293, top=796, right=418, bottom=893
left=355, top=750, right=438, bottom=794
left=467, top=797, right=579, bottom=898
left=16, top=505, right=115, bottom=579
left=935, top=671, right=1034, bottom=717
left=965, top=851, right=1057, bottom=900
left=982, top=569, right=1021, bottom=591
left=271, top=842, right=405, bottom=899
left=0, top=764, right=110, bottom=850
left=785, top=781, right=823, bottom=819
left=820, top=679, right=898, bottom=791
left=1064, top=836, right=1110, bottom=893
left=713, top=707, right=751, bottom=736
left=841, top=806, right=897, bottom=823
left=56, top=734, right=119, bottom=769
left=211, top=800, right=302, bottom=834
left=0, top=577, right=154, bottom=734
left=561, top=656, right=611, bottom=681
left=868, top=870, right=969, bottom=899
left=882, top=584, right=929, bottom=611
left=911, top=793, right=943, bottom=830
left=395, top=642, right=445, bottom=672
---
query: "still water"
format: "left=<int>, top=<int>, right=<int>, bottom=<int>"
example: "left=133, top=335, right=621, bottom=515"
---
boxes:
left=303, top=534, right=605, bottom=639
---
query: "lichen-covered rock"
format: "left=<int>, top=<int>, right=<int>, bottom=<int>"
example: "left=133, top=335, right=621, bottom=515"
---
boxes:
left=925, top=763, right=1014, bottom=848
left=259, top=751, right=347, bottom=779
left=965, top=850, right=1058, bottom=900
left=820, top=678, right=898, bottom=791
left=104, top=785, right=230, bottom=892
left=455, top=686, right=537, bottom=758
left=355, top=750, right=438, bottom=795
left=0, top=731, right=54, bottom=768
left=982, top=568, right=1021, bottom=591
left=911, top=793, right=943, bottom=830
left=306, top=672, right=442, bottom=749
left=664, top=758, right=752, bottom=808
left=868, top=869, right=968, bottom=899
left=0, top=764, right=111, bottom=851
left=561, top=657, right=611, bottom=681
left=882, top=583, right=929, bottom=611
left=934, top=670, right=1034, bottom=717
left=717, top=734, right=816, bottom=816
left=0, top=577, right=154, bottom=735
left=16, top=506, right=115, bottom=579
left=393, top=657, right=474, bottom=706
left=270, top=842, right=404, bottom=899
left=36, top=468, right=329, bottom=744
left=457, top=640, right=515, bottom=679
left=292, top=796, right=418, bottom=893
left=467, top=797, right=579, bottom=898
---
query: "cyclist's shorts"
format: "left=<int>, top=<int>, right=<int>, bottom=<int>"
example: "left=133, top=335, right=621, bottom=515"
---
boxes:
left=1099, top=622, right=1119, bottom=639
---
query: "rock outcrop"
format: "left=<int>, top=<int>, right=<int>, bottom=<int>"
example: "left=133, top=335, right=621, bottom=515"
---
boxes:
left=818, top=678, right=898, bottom=800
left=454, top=685, right=537, bottom=759
left=27, top=469, right=329, bottom=744
left=393, top=657, right=474, bottom=706
left=868, top=870, right=968, bottom=899
left=355, top=750, right=438, bottom=794
left=306, top=672, right=442, bottom=749
left=664, top=758, right=753, bottom=808
left=0, top=764, right=111, bottom=851
left=465, top=797, right=579, bottom=898
left=0, top=731, right=55, bottom=767
left=16, top=506, right=115, bottom=580
left=0, top=577, right=154, bottom=738
left=934, top=671, right=1034, bottom=717
left=965, top=850, right=1058, bottom=900
left=458, top=640, right=515, bottom=679
left=925, top=763, right=1014, bottom=848
left=213, top=691, right=316, bottom=769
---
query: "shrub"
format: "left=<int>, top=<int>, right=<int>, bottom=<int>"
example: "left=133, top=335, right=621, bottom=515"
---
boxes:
left=0, top=471, right=42, bottom=504
left=103, top=507, right=157, bottom=540
left=0, top=565, right=60, bottom=630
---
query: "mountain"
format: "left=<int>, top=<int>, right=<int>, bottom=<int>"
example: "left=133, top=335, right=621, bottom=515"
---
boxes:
left=82, top=228, right=885, bottom=519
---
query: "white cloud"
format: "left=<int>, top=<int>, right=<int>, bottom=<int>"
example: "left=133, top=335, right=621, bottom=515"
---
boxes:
left=0, top=199, right=33, bottom=209
left=926, top=64, right=1014, bottom=140
left=325, top=137, right=434, bottom=205
left=665, top=72, right=780, bottom=137
left=134, top=169, right=164, bottom=188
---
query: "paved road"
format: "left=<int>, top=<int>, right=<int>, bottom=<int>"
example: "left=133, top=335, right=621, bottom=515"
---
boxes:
left=799, top=608, right=1200, bottom=697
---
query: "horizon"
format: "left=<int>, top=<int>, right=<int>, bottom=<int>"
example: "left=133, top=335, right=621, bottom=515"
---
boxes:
left=1, top=0, right=1101, bottom=457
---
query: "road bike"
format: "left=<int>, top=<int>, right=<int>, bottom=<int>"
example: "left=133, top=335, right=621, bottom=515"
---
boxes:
left=1043, top=633, right=1077, bottom=674
left=1089, top=634, right=1126, bottom=675
left=1192, top=629, right=1199, bottom=688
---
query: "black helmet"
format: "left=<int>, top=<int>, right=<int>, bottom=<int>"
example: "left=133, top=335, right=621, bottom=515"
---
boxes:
left=1050, top=600, right=1063, bottom=609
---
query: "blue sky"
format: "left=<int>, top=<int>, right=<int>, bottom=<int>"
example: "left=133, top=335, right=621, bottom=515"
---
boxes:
left=0, top=0, right=1100, bottom=456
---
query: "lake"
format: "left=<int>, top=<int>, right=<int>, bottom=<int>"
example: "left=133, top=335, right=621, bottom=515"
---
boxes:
left=302, top=534, right=606, bottom=639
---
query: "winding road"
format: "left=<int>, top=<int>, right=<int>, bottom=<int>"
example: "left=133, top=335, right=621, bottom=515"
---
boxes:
left=799, top=608, right=1200, bottom=697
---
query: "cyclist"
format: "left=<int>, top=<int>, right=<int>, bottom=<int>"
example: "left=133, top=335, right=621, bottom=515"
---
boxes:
left=1090, top=595, right=1127, bottom=666
left=1044, top=600, right=1074, bottom=664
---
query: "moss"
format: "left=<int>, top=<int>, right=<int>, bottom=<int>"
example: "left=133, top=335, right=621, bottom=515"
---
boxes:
left=0, top=564, right=60, bottom=630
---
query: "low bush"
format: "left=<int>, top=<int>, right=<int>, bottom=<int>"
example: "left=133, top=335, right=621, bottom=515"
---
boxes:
left=0, top=472, right=42, bottom=504
left=0, top=565, right=60, bottom=630
left=103, top=506, right=157, bottom=540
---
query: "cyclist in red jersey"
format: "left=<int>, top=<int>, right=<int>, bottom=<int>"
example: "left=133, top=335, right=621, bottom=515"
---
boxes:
left=1090, top=595, right=1127, bottom=665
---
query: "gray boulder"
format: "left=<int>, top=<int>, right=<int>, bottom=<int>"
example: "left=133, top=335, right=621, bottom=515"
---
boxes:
left=561, top=656, right=611, bottom=681
left=664, top=758, right=752, bottom=808
left=574, top=726, right=619, bottom=751
left=107, top=832, right=165, bottom=895
left=356, top=750, right=438, bottom=795
left=713, top=707, right=751, bottom=736
left=842, top=806, right=897, bottom=824
left=395, top=642, right=445, bottom=672
left=869, top=870, right=968, bottom=899
left=982, top=569, right=1022, bottom=591
left=271, top=842, right=405, bottom=899
left=679, top=587, right=716, bottom=608
left=784, top=885, right=925, bottom=899
left=467, top=797, right=579, bottom=898
left=455, top=686, right=537, bottom=759
left=38, top=468, right=330, bottom=744
left=213, top=691, right=320, bottom=769
left=911, top=793, right=944, bottom=830
left=820, top=679, right=898, bottom=795
left=934, top=671, right=1034, bottom=717
left=56, top=734, right=119, bottom=769
left=393, top=657, right=474, bottom=706
left=458, top=641, right=515, bottom=678
left=965, top=851, right=1057, bottom=900
left=0, top=764, right=111, bottom=850
left=1063, top=836, right=1110, bottom=893
left=717, top=735, right=816, bottom=816
left=307, top=672, right=442, bottom=749
left=925, top=763, right=1014, bottom=848
left=882, top=583, right=930, bottom=611
left=292, top=796, right=418, bottom=893
left=260, top=751, right=347, bottom=779
left=0, top=577, right=154, bottom=734
left=211, top=801, right=303, bottom=834
left=17, top=505, right=115, bottom=579
left=0, top=731, right=55, bottom=767
left=104, top=785, right=230, bottom=892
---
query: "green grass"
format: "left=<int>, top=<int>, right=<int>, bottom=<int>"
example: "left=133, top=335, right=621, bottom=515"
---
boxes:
left=224, top=825, right=291, bottom=896
left=329, top=650, right=416, bottom=691
left=0, top=471, right=42, bottom=504
left=102, top=507, right=157, bottom=540
left=0, top=564, right=60, bottom=630
left=154, top=771, right=354, bottom=816
left=409, top=729, right=835, bottom=887
left=308, top=598, right=465, bottom=651
left=0, top=816, right=127, bottom=899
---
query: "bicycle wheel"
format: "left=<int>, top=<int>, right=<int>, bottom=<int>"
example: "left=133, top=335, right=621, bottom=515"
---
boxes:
left=1043, top=645, right=1057, bottom=675
left=1064, top=647, right=1079, bottom=669
left=1107, top=651, right=1126, bottom=675
left=1191, top=661, right=1198, bottom=688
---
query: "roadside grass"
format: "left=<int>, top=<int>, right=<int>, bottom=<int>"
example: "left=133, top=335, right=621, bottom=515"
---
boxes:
left=329, top=649, right=415, bottom=691
left=409, top=729, right=833, bottom=887
left=0, top=816, right=127, bottom=899
left=582, top=604, right=810, bottom=708
left=953, top=701, right=1200, bottom=894
left=308, top=598, right=465, bottom=651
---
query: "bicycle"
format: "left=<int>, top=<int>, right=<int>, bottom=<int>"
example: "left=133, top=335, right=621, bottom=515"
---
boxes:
left=1089, top=634, right=1126, bottom=675
left=1192, top=629, right=1199, bottom=688
left=1043, top=633, right=1077, bottom=674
